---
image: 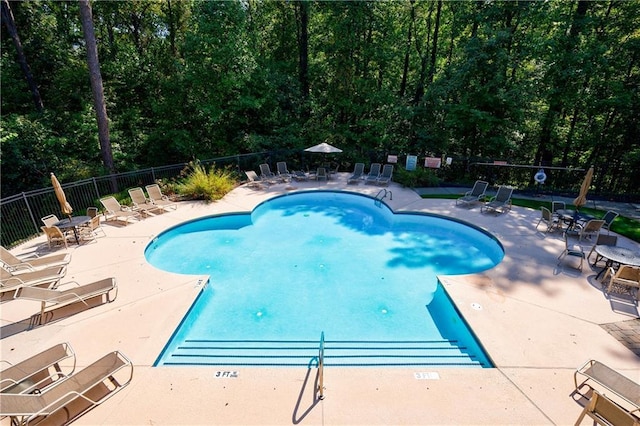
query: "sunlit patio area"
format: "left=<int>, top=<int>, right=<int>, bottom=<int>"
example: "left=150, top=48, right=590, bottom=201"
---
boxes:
left=2, top=176, right=639, bottom=425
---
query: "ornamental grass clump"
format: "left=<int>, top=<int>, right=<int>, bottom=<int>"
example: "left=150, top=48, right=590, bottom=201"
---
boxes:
left=175, top=162, right=236, bottom=201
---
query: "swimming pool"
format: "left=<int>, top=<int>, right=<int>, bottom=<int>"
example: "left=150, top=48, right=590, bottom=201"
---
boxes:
left=148, top=191, right=503, bottom=367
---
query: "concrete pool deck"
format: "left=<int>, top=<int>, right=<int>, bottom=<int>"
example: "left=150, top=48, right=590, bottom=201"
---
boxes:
left=1, top=176, right=639, bottom=425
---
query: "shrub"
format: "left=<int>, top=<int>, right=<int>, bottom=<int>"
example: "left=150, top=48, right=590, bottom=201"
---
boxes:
left=393, top=166, right=440, bottom=188
left=175, top=161, right=237, bottom=201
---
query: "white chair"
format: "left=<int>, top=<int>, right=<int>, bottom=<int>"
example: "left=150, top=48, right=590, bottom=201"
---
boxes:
left=536, top=207, right=560, bottom=233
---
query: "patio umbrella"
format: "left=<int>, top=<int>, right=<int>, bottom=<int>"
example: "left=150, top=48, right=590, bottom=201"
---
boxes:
left=573, top=166, right=594, bottom=208
left=51, top=172, right=73, bottom=219
left=304, top=142, right=343, bottom=154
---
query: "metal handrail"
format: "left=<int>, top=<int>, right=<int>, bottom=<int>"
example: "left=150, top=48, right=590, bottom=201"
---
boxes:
left=318, top=331, right=325, bottom=400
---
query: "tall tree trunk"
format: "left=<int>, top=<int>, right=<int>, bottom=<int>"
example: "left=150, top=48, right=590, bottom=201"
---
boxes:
left=399, top=0, right=415, bottom=97
left=79, top=0, right=115, bottom=175
left=296, top=0, right=310, bottom=120
left=427, top=0, right=442, bottom=84
left=1, top=0, right=44, bottom=112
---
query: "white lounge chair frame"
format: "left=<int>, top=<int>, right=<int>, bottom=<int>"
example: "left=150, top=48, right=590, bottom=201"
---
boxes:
left=0, top=247, right=71, bottom=273
left=99, top=197, right=141, bottom=226
left=481, top=186, right=513, bottom=214
left=456, top=181, right=489, bottom=207
left=145, top=184, right=178, bottom=210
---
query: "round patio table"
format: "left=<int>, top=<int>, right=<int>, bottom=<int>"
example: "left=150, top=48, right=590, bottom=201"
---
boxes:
left=594, top=245, right=640, bottom=280
left=53, top=216, right=91, bottom=245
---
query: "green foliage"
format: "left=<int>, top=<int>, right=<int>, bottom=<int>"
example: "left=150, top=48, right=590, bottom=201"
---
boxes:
left=174, top=162, right=237, bottom=202
left=393, top=167, right=440, bottom=189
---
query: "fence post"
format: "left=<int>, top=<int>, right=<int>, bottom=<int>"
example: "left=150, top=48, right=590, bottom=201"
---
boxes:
left=22, top=192, right=40, bottom=233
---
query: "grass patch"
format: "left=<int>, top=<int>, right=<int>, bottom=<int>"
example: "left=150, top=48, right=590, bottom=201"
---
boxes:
left=421, top=194, right=640, bottom=243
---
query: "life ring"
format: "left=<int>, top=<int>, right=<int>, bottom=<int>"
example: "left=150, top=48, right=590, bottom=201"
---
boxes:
left=534, top=169, right=547, bottom=184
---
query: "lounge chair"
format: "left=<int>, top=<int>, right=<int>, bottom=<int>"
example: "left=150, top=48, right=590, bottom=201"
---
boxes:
left=244, top=171, right=266, bottom=189
left=145, top=184, right=178, bottom=210
left=1, top=265, right=66, bottom=296
left=557, top=232, right=585, bottom=271
left=1, top=342, right=76, bottom=394
left=128, top=187, right=162, bottom=217
left=0, top=246, right=71, bottom=273
left=587, top=234, right=618, bottom=265
left=364, top=163, right=381, bottom=184
left=276, top=162, right=292, bottom=182
left=480, top=186, right=513, bottom=214
left=15, top=277, right=118, bottom=325
left=40, top=226, right=75, bottom=250
left=376, top=164, right=394, bottom=186
left=347, top=163, right=365, bottom=184
left=99, top=196, right=141, bottom=226
left=316, top=167, right=328, bottom=181
left=574, top=391, right=639, bottom=426
left=574, top=359, right=640, bottom=416
left=259, top=163, right=278, bottom=183
left=570, top=219, right=605, bottom=241
left=601, top=210, right=619, bottom=234
left=456, top=181, right=489, bottom=207
left=602, top=265, right=640, bottom=299
left=292, top=170, right=309, bottom=181
left=535, top=207, right=560, bottom=233
left=0, top=350, right=134, bottom=426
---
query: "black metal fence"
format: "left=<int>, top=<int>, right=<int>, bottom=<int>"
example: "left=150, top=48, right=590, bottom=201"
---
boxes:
left=0, top=153, right=279, bottom=249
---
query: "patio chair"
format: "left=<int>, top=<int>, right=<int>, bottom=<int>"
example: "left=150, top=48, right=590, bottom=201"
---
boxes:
left=376, top=164, right=394, bottom=186
left=79, top=207, right=106, bottom=240
left=145, top=184, right=178, bottom=210
left=557, top=232, right=585, bottom=271
left=0, top=246, right=71, bottom=273
left=551, top=201, right=566, bottom=215
left=535, top=207, right=560, bottom=233
left=40, top=226, right=75, bottom=250
left=316, top=167, right=328, bottom=181
left=1, top=265, right=66, bottom=296
left=41, top=214, right=60, bottom=228
left=259, top=163, right=278, bottom=183
left=128, top=187, right=162, bottom=218
left=292, top=170, right=309, bottom=181
left=14, top=277, right=118, bottom=325
left=480, top=186, right=513, bottom=214
left=276, top=162, right=292, bottom=182
left=364, top=163, right=381, bottom=184
left=586, top=234, right=618, bottom=265
left=0, top=350, right=134, bottom=426
left=1, top=342, right=76, bottom=394
left=244, top=171, right=266, bottom=189
left=456, top=180, right=489, bottom=207
left=99, top=196, right=141, bottom=226
left=574, top=391, right=639, bottom=426
left=601, top=210, right=619, bottom=234
left=347, top=163, right=365, bottom=184
left=570, top=219, right=605, bottom=241
left=602, top=265, right=640, bottom=299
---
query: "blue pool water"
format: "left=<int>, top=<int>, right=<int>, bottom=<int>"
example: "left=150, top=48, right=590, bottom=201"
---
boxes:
left=148, top=191, right=503, bottom=367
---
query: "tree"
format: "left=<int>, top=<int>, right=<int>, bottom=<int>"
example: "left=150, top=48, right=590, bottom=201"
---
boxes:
left=1, top=0, right=43, bottom=112
left=78, top=0, right=114, bottom=174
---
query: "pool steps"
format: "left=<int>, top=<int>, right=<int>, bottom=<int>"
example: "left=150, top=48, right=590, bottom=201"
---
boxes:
left=159, top=339, right=488, bottom=367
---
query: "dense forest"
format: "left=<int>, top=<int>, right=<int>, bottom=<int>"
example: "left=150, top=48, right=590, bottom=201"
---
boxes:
left=1, top=0, right=639, bottom=199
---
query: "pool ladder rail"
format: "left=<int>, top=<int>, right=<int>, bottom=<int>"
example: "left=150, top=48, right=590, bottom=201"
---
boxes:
left=374, top=189, right=392, bottom=205
left=318, top=331, right=325, bottom=400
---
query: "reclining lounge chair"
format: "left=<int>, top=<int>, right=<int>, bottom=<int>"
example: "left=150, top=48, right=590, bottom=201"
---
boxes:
left=99, top=197, right=141, bottom=226
left=0, top=247, right=71, bottom=273
left=128, top=187, right=163, bottom=217
left=0, top=342, right=76, bottom=394
left=145, top=184, right=178, bottom=211
left=481, top=185, right=513, bottom=214
left=0, top=350, right=133, bottom=426
left=456, top=180, right=489, bottom=207
left=376, top=164, right=394, bottom=186
left=14, top=277, right=118, bottom=325
left=1, top=265, right=66, bottom=297
left=347, top=163, right=364, bottom=184
left=364, top=163, right=381, bottom=185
